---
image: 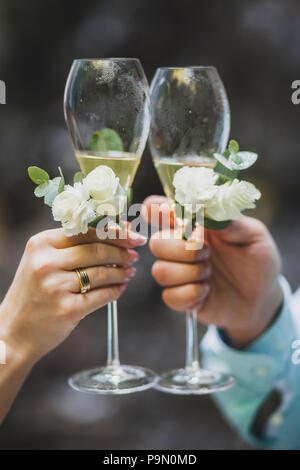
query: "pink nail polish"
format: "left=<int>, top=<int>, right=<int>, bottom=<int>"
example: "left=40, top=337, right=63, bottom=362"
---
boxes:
left=128, top=249, right=139, bottom=263
left=129, top=231, right=147, bottom=246
left=120, top=283, right=127, bottom=294
left=201, top=284, right=210, bottom=297
left=125, top=267, right=137, bottom=279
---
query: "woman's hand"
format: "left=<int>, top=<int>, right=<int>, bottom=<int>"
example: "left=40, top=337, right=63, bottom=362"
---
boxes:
left=143, top=195, right=283, bottom=349
left=0, top=227, right=144, bottom=365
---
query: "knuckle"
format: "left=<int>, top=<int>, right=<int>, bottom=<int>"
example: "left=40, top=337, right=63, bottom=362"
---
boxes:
left=58, top=295, right=74, bottom=317
left=26, top=233, right=46, bottom=252
left=30, top=256, right=54, bottom=278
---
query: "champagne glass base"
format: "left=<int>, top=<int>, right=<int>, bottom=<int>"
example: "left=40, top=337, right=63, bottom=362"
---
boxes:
left=69, top=365, right=157, bottom=395
left=155, top=367, right=235, bottom=395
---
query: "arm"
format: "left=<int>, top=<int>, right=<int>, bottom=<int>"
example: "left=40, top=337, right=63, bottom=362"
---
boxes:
left=143, top=195, right=299, bottom=449
left=0, top=227, right=144, bottom=424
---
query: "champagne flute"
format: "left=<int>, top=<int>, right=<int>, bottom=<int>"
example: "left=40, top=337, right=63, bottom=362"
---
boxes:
left=149, top=66, right=235, bottom=394
left=64, top=58, right=157, bottom=394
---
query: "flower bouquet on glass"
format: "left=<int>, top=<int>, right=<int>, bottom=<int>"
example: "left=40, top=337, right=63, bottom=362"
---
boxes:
left=150, top=65, right=261, bottom=394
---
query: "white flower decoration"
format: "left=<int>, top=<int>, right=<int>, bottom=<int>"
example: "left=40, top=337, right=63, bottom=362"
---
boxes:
left=52, top=183, right=95, bottom=236
left=83, top=165, right=126, bottom=216
left=205, top=179, right=261, bottom=221
left=173, top=166, right=218, bottom=212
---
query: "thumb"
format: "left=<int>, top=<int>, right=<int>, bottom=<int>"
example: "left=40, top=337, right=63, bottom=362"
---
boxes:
left=213, top=216, right=266, bottom=245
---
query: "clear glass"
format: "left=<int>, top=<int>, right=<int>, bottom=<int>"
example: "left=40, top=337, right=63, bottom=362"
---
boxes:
left=149, top=66, right=235, bottom=394
left=64, top=58, right=157, bottom=394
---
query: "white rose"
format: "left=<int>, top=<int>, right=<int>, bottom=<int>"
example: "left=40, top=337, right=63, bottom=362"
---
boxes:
left=83, top=165, right=119, bottom=201
left=173, top=166, right=218, bottom=212
left=94, top=183, right=127, bottom=216
left=205, top=179, right=261, bottom=221
left=52, top=183, right=95, bottom=236
left=83, top=165, right=126, bottom=216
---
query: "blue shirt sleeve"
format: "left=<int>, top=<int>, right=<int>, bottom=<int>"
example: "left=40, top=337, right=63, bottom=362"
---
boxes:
left=201, top=276, right=300, bottom=449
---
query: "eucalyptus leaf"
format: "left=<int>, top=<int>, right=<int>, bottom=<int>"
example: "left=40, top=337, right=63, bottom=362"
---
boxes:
left=73, top=171, right=84, bottom=183
left=89, top=215, right=106, bottom=228
left=228, top=151, right=258, bottom=170
left=89, top=128, right=124, bottom=153
left=127, top=188, right=133, bottom=207
left=44, top=177, right=61, bottom=207
left=58, top=167, right=65, bottom=193
left=34, top=182, right=49, bottom=198
left=28, top=166, right=49, bottom=185
left=228, top=139, right=239, bottom=154
left=214, top=153, right=233, bottom=170
left=214, top=160, right=238, bottom=181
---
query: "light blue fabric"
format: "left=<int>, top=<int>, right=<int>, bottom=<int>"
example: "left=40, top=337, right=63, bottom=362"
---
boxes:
left=201, top=276, right=300, bottom=449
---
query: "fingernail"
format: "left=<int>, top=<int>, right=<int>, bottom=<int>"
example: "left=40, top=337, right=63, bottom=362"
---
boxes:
left=199, top=246, right=211, bottom=260
left=120, top=283, right=127, bottom=294
left=201, top=284, right=210, bottom=297
left=128, top=231, right=147, bottom=246
left=125, top=267, right=136, bottom=279
left=127, top=249, right=139, bottom=263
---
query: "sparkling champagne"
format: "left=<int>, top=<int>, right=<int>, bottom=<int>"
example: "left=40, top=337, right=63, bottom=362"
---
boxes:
left=154, top=156, right=216, bottom=199
left=75, top=150, right=141, bottom=189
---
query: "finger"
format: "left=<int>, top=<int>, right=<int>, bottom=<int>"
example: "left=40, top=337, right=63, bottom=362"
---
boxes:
left=58, top=243, right=139, bottom=270
left=43, top=227, right=147, bottom=249
left=149, top=230, right=210, bottom=263
left=142, top=195, right=175, bottom=228
left=68, top=266, right=136, bottom=293
left=162, top=283, right=210, bottom=312
left=74, top=284, right=126, bottom=319
left=211, top=217, right=267, bottom=245
left=152, top=260, right=211, bottom=287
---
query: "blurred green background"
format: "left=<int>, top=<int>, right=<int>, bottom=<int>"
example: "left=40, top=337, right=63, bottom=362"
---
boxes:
left=0, top=0, right=299, bottom=450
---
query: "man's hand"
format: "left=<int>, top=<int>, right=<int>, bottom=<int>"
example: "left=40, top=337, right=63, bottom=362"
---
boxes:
left=143, top=195, right=283, bottom=348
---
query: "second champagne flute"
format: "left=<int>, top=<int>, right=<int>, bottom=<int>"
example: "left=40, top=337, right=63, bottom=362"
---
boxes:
left=64, top=58, right=157, bottom=394
left=149, top=66, right=235, bottom=394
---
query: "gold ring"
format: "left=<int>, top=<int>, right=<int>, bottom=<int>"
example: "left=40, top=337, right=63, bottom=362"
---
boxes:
left=75, top=269, right=91, bottom=294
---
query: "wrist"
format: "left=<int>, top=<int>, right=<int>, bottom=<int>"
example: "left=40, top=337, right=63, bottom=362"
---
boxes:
left=224, top=278, right=283, bottom=349
left=0, top=303, right=37, bottom=370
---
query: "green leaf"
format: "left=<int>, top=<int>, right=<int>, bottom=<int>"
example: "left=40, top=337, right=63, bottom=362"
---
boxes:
left=44, top=177, right=61, bottom=207
left=28, top=166, right=49, bottom=185
left=88, top=215, right=106, bottom=228
left=126, top=188, right=133, bottom=207
left=58, top=167, right=65, bottom=193
left=89, top=128, right=124, bottom=153
left=73, top=171, right=84, bottom=183
left=34, top=182, right=49, bottom=198
left=203, top=217, right=231, bottom=230
left=214, top=161, right=238, bottom=182
left=228, top=139, right=239, bottom=154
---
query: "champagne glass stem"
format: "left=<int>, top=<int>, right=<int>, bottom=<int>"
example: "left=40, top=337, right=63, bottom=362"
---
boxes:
left=107, top=301, right=120, bottom=368
left=185, top=310, right=200, bottom=372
